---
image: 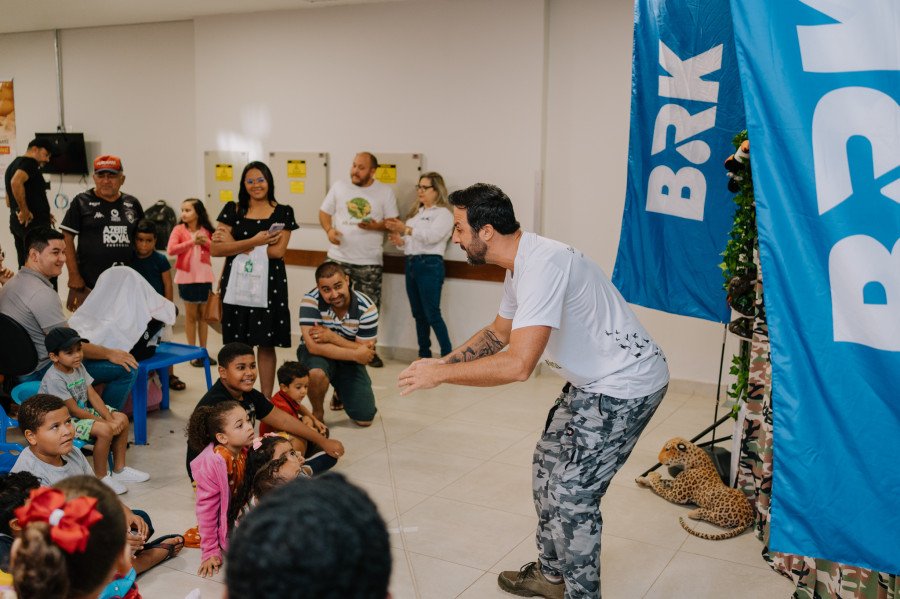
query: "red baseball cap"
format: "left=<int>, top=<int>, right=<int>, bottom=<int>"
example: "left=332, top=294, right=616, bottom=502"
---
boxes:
left=94, top=155, right=123, bottom=174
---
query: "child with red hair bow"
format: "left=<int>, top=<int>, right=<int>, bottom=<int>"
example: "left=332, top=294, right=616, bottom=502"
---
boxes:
left=12, top=476, right=138, bottom=599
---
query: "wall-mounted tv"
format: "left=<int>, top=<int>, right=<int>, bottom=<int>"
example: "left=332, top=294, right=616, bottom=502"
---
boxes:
left=34, top=132, right=88, bottom=176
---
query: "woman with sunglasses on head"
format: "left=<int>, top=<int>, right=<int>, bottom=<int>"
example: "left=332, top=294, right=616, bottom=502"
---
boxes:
left=385, top=172, right=454, bottom=358
left=211, top=162, right=298, bottom=398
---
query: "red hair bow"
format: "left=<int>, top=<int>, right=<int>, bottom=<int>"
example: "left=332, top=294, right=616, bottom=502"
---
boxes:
left=14, top=487, right=104, bottom=554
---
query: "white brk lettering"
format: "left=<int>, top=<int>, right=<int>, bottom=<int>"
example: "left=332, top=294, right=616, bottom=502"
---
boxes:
left=829, top=236, right=900, bottom=350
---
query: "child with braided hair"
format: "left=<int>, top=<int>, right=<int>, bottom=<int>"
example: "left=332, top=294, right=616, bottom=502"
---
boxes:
left=11, top=475, right=136, bottom=599
left=230, top=435, right=308, bottom=525
left=186, top=400, right=255, bottom=578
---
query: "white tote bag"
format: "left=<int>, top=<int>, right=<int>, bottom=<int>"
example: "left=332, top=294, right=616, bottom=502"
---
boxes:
left=223, top=245, right=269, bottom=308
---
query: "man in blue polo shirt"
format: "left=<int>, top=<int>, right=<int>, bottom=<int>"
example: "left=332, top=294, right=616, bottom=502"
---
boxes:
left=297, top=261, right=377, bottom=426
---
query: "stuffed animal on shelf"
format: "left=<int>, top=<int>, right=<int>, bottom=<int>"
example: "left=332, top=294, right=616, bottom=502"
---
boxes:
left=635, top=437, right=754, bottom=540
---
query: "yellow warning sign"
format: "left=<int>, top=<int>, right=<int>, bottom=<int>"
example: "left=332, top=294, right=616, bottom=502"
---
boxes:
left=219, top=189, right=234, bottom=202
left=287, top=160, right=307, bottom=179
left=290, top=180, right=305, bottom=195
left=375, top=164, right=397, bottom=184
left=215, top=164, right=233, bottom=182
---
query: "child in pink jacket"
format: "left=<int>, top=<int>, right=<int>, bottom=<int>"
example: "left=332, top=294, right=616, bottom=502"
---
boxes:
left=167, top=198, right=216, bottom=366
left=187, top=400, right=255, bottom=578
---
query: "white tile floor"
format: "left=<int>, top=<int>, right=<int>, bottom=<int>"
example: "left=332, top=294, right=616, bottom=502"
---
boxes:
left=49, top=342, right=796, bottom=598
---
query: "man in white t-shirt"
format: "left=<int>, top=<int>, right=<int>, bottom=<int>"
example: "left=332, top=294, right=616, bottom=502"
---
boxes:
left=398, top=183, right=669, bottom=599
left=319, top=152, right=398, bottom=369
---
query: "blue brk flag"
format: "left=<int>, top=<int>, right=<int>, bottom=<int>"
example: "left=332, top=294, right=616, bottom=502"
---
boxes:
left=612, top=0, right=745, bottom=323
left=730, top=0, right=900, bottom=574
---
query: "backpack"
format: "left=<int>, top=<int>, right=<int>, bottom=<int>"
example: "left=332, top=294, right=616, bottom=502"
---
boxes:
left=144, top=200, right=178, bottom=250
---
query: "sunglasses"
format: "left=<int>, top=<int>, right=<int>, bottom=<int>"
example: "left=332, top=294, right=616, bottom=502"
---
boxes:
left=415, top=185, right=434, bottom=191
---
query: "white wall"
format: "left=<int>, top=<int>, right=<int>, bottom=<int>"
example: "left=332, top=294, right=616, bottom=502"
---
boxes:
left=544, top=0, right=737, bottom=383
left=0, top=21, right=196, bottom=292
left=193, top=0, right=546, bottom=353
left=1, top=0, right=736, bottom=385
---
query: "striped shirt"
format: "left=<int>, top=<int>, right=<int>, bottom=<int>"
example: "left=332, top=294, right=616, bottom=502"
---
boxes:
left=298, top=288, right=378, bottom=343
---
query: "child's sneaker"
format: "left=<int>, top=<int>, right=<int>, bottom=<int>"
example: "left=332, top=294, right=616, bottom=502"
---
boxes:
left=101, top=474, right=128, bottom=495
left=112, top=466, right=151, bottom=483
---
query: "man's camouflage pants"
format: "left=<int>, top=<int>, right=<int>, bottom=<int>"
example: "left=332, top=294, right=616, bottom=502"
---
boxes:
left=333, top=261, right=384, bottom=309
left=533, top=383, right=667, bottom=598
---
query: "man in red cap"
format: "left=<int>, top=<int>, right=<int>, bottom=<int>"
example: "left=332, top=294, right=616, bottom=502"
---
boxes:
left=60, top=155, right=144, bottom=310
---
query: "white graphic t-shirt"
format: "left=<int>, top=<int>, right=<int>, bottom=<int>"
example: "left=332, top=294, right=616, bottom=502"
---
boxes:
left=499, top=232, right=669, bottom=398
left=320, top=180, right=398, bottom=265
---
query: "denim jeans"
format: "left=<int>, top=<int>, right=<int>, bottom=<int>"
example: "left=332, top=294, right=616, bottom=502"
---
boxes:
left=81, top=359, right=138, bottom=410
left=405, top=254, right=452, bottom=357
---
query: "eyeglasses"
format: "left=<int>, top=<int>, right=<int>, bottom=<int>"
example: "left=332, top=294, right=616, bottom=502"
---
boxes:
left=415, top=185, right=434, bottom=191
left=245, top=177, right=266, bottom=185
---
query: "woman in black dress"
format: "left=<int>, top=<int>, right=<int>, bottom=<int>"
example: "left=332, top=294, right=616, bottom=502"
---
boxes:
left=211, top=161, right=298, bottom=397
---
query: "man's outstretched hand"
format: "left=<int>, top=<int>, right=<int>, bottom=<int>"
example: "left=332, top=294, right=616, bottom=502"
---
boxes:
left=398, top=358, right=445, bottom=396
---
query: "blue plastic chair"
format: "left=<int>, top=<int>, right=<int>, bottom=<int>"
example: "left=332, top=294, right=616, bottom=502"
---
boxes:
left=10, top=380, right=40, bottom=408
left=0, top=403, right=23, bottom=473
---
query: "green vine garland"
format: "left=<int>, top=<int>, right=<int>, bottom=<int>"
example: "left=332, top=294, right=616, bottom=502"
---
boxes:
left=720, top=130, right=757, bottom=412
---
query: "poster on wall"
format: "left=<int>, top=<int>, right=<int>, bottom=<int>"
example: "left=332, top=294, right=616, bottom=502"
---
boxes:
left=731, top=0, right=900, bottom=574
left=611, top=0, right=745, bottom=323
left=0, top=80, right=16, bottom=199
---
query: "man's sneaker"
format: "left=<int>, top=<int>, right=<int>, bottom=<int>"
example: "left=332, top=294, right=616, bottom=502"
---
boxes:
left=369, top=353, right=384, bottom=368
left=497, top=561, right=564, bottom=598
left=101, top=474, right=128, bottom=495
left=112, top=466, right=151, bottom=483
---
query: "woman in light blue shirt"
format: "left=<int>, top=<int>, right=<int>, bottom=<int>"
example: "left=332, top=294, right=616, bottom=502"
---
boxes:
left=386, top=172, right=454, bottom=357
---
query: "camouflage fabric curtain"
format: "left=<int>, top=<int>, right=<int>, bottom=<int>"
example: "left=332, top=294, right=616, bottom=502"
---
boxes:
left=736, top=272, right=898, bottom=599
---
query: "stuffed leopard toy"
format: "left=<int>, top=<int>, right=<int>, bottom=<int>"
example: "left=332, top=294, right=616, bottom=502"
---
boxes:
left=635, top=437, right=754, bottom=540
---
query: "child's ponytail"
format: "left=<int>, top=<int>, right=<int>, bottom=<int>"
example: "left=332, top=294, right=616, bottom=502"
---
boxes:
left=13, top=523, right=69, bottom=598
left=186, top=400, right=242, bottom=453
left=13, top=476, right=126, bottom=599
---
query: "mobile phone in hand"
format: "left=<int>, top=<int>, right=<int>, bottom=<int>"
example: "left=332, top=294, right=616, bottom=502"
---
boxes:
left=267, top=222, right=285, bottom=235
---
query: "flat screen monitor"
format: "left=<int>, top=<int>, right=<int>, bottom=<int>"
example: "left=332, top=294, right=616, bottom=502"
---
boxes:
left=34, top=132, right=88, bottom=176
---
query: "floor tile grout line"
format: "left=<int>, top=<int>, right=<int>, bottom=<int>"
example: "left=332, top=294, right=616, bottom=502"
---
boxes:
left=641, top=545, right=681, bottom=599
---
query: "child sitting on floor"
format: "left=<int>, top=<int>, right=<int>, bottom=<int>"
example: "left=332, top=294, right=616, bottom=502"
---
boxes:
left=12, top=476, right=135, bottom=599
left=10, top=394, right=183, bottom=576
left=260, top=362, right=328, bottom=457
left=187, top=400, right=256, bottom=578
left=251, top=452, right=306, bottom=502
left=186, top=343, right=343, bottom=480
left=38, top=327, right=149, bottom=495
left=230, top=435, right=309, bottom=525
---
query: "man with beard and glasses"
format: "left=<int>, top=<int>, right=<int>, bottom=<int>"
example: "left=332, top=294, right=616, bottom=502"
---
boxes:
left=397, top=183, right=669, bottom=599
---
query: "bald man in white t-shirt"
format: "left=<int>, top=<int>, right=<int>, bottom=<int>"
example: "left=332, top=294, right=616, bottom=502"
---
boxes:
left=319, top=152, right=398, bottom=369
left=398, top=183, right=669, bottom=599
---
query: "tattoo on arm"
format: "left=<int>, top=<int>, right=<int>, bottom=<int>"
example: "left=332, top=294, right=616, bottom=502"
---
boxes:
left=446, top=329, right=504, bottom=363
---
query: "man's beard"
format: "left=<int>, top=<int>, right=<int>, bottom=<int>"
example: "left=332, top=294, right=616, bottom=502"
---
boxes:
left=463, top=237, right=488, bottom=265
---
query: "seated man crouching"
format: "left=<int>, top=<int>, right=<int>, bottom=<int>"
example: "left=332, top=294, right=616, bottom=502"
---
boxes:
left=298, top=262, right=377, bottom=427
